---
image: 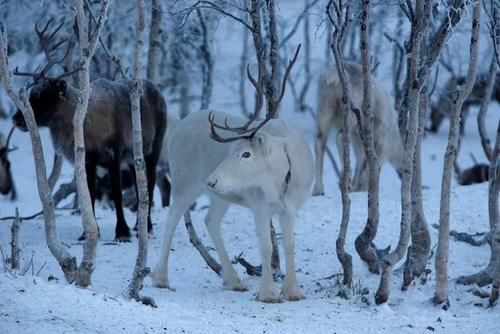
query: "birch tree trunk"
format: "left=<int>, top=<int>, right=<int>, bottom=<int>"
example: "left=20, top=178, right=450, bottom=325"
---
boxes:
left=375, top=0, right=431, bottom=305
left=74, top=0, right=109, bottom=287
left=147, top=0, right=162, bottom=85
left=477, top=55, right=497, bottom=161
left=0, top=23, right=77, bottom=283
left=197, top=9, right=214, bottom=110
left=128, top=0, right=155, bottom=307
left=327, top=0, right=353, bottom=287
left=354, top=0, right=382, bottom=276
left=434, top=1, right=480, bottom=306
left=488, top=123, right=500, bottom=306
left=403, top=91, right=431, bottom=290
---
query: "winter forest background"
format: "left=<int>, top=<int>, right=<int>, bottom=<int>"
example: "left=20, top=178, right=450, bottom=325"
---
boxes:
left=0, top=0, right=499, bottom=333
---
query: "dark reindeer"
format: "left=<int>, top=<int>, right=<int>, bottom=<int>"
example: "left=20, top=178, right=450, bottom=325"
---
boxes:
left=0, top=126, right=17, bottom=200
left=429, top=73, right=500, bottom=135
left=12, top=20, right=166, bottom=241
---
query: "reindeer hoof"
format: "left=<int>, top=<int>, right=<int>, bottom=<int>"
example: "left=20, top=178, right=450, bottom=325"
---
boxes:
left=151, top=273, right=175, bottom=291
left=226, top=282, right=247, bottom=292
left=257, top=289, right=282, bottom=303
left=114, top=235, right=131, bottom=243
left=312, top=189, right=324, bottom=196
left=282, top=288, right=305, bottom=301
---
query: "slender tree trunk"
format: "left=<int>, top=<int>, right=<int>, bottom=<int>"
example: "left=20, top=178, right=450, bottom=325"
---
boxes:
left=327, top=0, right=353, bottom=287
left=128, top=0, right=155, bottom=307
left=10, top=208, right=21, bottom=270
left=355, top=0, right=382, bottom=276
left=239, top=20, right=250, bottom=117
left=147, top=0, right=162, bottom=85
left=74, top=0, right=110, bottom=287
left=488, top=123, right=500, bottom=306
left=403, top=91, right=431, bottom=290
left=477, top=55, right=497, bottom=161
left=197, top=9, right=214, bottom=110
left=434, top=1, right=480, bottom=306
left=375, top=0, right=431, bottom=305
left=0, top=24, right=77, bottom=283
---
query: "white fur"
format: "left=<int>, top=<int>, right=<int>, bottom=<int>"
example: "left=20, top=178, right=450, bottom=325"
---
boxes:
left=313, top=62, right=405, bottom=194
left=152, top=110, right=314, bottom=302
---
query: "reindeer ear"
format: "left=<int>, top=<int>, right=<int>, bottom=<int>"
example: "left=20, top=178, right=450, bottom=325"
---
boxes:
left=252, top=132, right=275, bottom=156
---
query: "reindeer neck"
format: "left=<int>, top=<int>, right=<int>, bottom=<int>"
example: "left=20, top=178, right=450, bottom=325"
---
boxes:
left=48, top=88, right=78, bottom=161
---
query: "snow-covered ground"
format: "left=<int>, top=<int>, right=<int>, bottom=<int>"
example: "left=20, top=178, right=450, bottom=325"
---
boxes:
left=1, top=2, right=500, bottom=333
left=1, top=101, right=498, bottom=333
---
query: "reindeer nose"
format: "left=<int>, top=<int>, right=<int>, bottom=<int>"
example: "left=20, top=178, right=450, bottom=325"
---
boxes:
left=207, top=178, right=218, bottom=189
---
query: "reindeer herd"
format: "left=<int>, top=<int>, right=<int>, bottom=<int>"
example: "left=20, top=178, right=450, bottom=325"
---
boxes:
left=0, top=18, right=498, bottom=303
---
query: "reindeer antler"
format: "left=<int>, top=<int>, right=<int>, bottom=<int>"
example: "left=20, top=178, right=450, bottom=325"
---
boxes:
left=13, top=18, right=76, bottom=82
left=209, top=44, right=301, bottom=143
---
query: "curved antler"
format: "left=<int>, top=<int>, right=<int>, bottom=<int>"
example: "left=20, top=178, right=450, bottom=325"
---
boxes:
left=209, top=44, right=301, bottom=143
left=13, top=19, right=77, bottom=83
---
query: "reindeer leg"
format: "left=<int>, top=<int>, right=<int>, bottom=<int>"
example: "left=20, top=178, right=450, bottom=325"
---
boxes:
left=110, top=155, right=131, bottom=242
left=313, top=121, right=331, bottom=196
left=279, top=212, right=304, bottom=301
left=156, top=172, right=171, bottom=207
left=78, top=156, right=99, bottom=241
left=152, top=187, right=198, bottom=289
left=145, top=155, right=157, bottom=234
left=205, top=196, right=246, bottom=291
left=253, top=207, right=280, bottom=303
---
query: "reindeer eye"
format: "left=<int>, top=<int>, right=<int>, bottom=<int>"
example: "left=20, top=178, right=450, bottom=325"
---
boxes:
left=241, top=152, right=251, bottom=159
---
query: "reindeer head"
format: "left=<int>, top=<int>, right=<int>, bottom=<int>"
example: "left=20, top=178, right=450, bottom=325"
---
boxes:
left=207, top=130, right=290, bottom=203
left=206, top=45, right=300, bottom=202
left=11, top=18, right=75, bottom=132
left=12, top=79, right=67, bottom=131
left=0, top=127, right=16, bottom=196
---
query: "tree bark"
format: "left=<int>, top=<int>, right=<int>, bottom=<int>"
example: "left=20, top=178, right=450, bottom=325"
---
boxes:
left=477, top=55, right=497, bottom=161
left=0, top=23, right=77, bottom=283
left=74, top=0, right=109, bottom=288
left=375, top=0, right=431, bottom=305
left=403, top=91, right=431, bottom=290
left=127, top=0, right=155, bottom=307
left=327, top=0, right=353, bottom=287
left=434, top=1, right=480, bottom=306
left=354, top=0, right=382, bottom=276
left=488, top=122, right=500, bottom=307
left=10, top=208, right=21, bottom=270
left=197, top=9, right=214, bottom=110
left=147, top=0, right=162, bottom=85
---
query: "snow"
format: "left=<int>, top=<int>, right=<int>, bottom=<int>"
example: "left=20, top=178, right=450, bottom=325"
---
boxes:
left=1, top=2, right=500, bottom=333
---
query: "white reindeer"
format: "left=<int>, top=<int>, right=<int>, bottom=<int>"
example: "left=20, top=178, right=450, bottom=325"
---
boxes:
left=151, top=110, right=314, bottom=302
left=313, top=61, right=405, bottom=195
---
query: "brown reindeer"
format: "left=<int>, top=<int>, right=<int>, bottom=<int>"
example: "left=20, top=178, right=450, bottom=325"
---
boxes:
left=12, top=20, right=166, bottom=241
left=0, top=126, right=17, bottom=200
left=429, top=73, right=500, bottom=135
